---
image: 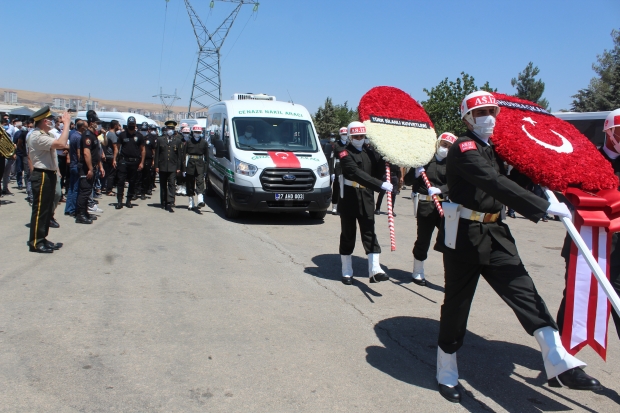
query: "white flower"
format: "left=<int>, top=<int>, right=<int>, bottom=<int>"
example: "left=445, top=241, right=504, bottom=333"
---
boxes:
left=363, top=121, right=437, bottom=167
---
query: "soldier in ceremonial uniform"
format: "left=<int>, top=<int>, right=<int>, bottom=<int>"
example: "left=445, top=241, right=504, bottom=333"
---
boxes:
left=328, top=127, right=348, bottom=215
left=337, top=121, right=393, bottom=285
left=404, top=132, right=456, bottom=286
left=75, top=111, right=104, bottom=224
left=113, top=116, right=145, bottom=209
left=27, top=107, right=71, bottom=253
left=434, top=91, right=600, bottom=403
left=155, top=120, right=183, bottom=212
left=557, top=108, right=620, bottom=340
left=183, top=125, right=209, bottom=210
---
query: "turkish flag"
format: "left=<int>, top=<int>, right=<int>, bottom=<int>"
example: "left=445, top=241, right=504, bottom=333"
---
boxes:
left=492, top=93, right=618, bottom=191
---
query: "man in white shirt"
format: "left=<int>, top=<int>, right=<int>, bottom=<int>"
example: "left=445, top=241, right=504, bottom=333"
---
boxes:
left=238, top=125, right=258, bottom=146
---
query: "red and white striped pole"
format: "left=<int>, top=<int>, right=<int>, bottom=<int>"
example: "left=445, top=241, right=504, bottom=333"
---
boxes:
left=421, top=171, right=444, bottom=217
left=385, top=163, right=396, bottom=251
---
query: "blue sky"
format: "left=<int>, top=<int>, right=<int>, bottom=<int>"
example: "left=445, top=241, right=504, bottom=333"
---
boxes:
left=4, top=0, right=619, bottom=113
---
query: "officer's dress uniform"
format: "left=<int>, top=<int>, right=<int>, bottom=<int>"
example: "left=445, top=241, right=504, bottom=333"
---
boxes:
left=116, top=130, right=144, bottom=205
left=337, top=143, right=388, bottom=282
left=76, top=130, right=100, bottom=220
left=557, top=146, right=620, bottom=339
left=139, top=134, right=156, bottom=198
left=406, top=155, right=448, bottom=261
left=183, top=135, right=209, bottom=202
left=155, top=133, right=183, bottom=208
left=176, top=135, right=188, bottom=194
left=331, top=139, right=347, bottom=208
left=27, top=128, right=58, bottom=250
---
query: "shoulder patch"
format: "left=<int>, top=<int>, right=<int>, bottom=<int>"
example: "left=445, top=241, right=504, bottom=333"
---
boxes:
left=459, top=141, right=477, bottom=153
left=338, top=151, right=349, bottom=159
left=85, top=138, right=91, bottom=145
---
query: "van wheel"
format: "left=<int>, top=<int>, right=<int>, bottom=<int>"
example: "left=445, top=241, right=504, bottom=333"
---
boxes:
left=205, top=174, right=216, bottom=197
left=224, top=184, right=240, bottom=219
left=309, top=210, right=327, bottom=220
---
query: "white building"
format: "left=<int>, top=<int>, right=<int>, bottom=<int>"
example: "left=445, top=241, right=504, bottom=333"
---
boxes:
left=4, top=91, right=17, bottom=104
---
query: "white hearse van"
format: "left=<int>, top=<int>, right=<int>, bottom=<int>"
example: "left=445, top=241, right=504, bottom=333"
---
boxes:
left=206, top=93, right=331, bottom=219
left=76, top=111, right=156, bottom=129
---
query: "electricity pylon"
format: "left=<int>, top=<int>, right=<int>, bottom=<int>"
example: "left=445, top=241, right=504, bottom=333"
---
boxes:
left=153, top=87, right=181, bottom=121
left=184, top=0, right=259, bottom=117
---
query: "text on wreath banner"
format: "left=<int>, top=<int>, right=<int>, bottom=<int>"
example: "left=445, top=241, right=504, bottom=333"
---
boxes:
left=496, top=100, right=551, bottom=115
left=369, top=115, right=430, bottom=129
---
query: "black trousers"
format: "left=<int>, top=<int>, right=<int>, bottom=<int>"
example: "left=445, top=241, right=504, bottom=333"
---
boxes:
left=140, top=159, right=153, bottom=194
left=439, top=241, right=557, bottom=354
left=339, top=207, right=381, bottom=255
left=413, top=208, right=442, bottom=261
left=159, top=171, right=176, bottom=205
left=557, top=262, right=620, bottom=340
left=332, top=175, right=340, bottom=204
left=29, top=169, right=56, bottom=247
left=102, top=161, right=115, bottom=193
left=186, top=173, right=204, bottom=196
left=117, top=160, right=139, bottom=203
left=76, top=175, right=94, bottom=216
left=57, top=154, right=68, bottom=189
left=375, top=175, right=399, bottom=211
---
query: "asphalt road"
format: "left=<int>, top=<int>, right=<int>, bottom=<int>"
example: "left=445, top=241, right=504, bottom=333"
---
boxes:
left=1, top=183, right=619, bottom=413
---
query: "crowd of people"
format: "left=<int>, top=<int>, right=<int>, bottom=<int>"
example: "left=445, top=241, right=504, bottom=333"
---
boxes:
left=1, top=109, right=210, bottom=253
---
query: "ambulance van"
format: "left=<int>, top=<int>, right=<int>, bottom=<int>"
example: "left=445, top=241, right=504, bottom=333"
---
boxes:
left=206, top=93, right=331, bottom=219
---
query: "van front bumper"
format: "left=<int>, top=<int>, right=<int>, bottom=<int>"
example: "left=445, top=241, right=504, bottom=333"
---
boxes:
left=228, top=183, right=331, bottom=212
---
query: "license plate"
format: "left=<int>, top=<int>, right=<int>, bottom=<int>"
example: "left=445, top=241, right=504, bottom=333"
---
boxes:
left=275, top=193, right=304, bottom=201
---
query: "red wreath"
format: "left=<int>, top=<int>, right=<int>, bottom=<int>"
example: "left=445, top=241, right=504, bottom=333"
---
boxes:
left=491, top=93, right=618, bottom=191
left=358, top=86, right=434, bottom=128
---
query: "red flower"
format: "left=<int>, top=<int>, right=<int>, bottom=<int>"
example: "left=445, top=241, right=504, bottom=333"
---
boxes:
left=492, top=93, right=618, bottom=191
left=358, top=86, right=433, bottom=127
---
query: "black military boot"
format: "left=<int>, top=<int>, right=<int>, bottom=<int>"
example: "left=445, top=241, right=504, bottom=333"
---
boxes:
left=75, top=214, right=93, bottom=224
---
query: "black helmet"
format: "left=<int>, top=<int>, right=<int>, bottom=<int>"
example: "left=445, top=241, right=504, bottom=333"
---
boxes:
left=127, top=116, right=137, bottom=125
left=140, top=121, right=149, bottom=131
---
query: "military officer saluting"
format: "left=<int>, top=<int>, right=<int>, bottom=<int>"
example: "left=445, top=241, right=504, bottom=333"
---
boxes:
left=183, top=125, right=209, bottom=210
left=404, top=132, right=456, bottom=286
left=337, top=121, right=393, bottom=285
left=113, top=116, right=145, bottom=209
left=155, top=120, right=183, bottom=212
left=434, top=91, right=600, bottom=403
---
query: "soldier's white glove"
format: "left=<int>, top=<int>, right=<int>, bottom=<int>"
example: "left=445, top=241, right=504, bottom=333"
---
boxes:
left=183, top=172, right=186, bottom=177
left=428, top=187, right=441, bottom=196
left=330, top=174, right=335, bottom=183
left=381, top=182, right=393, bottom=192
left=546, top=202, right=571, bottom=219
left=415, top=166, right=425, bottom=178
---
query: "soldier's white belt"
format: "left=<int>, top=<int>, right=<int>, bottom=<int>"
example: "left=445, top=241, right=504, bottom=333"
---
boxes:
left=418, top=194, right=444, bottom=202
left=459, top=207, right=500, bottom=223
left=442, top=203, right=501, bottom=250
left=343, top=179, right=365, bottom=189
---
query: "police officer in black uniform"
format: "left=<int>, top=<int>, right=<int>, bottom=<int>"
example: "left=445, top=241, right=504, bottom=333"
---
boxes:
left=337, top=121, right=392, bottom=285
left=76, top=111, right=104, bottom=224
left=183, top=125, right=209, bottom=210
left=155, top=120, right=183, bottom=212
left=434, top=91, right=600, bottom=403
left=137, top=122, right=156, bottom=200
left=113, top=116, right=145, bottom=209
left=404, top=132, right=456, bottom=286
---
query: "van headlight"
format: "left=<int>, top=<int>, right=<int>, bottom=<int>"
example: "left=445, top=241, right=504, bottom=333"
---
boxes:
left=317, top=163, right=329, bottom=178
left=235, top=158, right=258, bottom=177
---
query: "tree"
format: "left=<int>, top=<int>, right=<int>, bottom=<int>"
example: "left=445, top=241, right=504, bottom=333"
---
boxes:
left=510, top=62, right=550, bottom=110
left=572, top=28, right=620, bottom=112
left=313, top=97, right=349, bottom=138
left=334, top=101, right=358, bottom=129
left=421, top=72, right=496, bottom=136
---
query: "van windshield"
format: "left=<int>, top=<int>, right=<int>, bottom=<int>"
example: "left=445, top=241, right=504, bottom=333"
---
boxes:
left=232, top=117, right=318, bottom=152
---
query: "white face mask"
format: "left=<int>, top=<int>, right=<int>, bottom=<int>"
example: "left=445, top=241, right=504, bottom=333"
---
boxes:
left=140, top=130, right=148, bottom=136
left=436, top=146, right=449, bottom=160
left=183, top=133, right=190, bottom=140
left=245, top=132, right=253, bottom=138
left=351, top=138, right=364, bottom=150
left=472, top=115, right=496, bottom=140
left=28, top=127, right=34, bottom=132
left=150, top=131, right=157, bottom=135
left=96, top=125, right=102, bottom=132
left=340, top=136, right=348, bottom=144
left=167, top=130, right=174, bottom=136
left=116, top=130, right=122, bottom=136
left=57, top=123, right=63, bottom=131
left=48, top=120, right=56, bottom=129
left=364, top=138, right=370, bottom=145
left=329, top=137, right=335, bottom=142
left=15, top=122, right=22, bottom=128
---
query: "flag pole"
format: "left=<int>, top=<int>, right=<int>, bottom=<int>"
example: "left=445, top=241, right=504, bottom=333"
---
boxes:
left=545, top=188, right=620, bottom=314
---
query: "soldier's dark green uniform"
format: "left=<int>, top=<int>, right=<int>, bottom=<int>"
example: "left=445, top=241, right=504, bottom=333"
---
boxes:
left=155, top=128, right=183, bottom=211
left=183, top=134, right=209, bottom=199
